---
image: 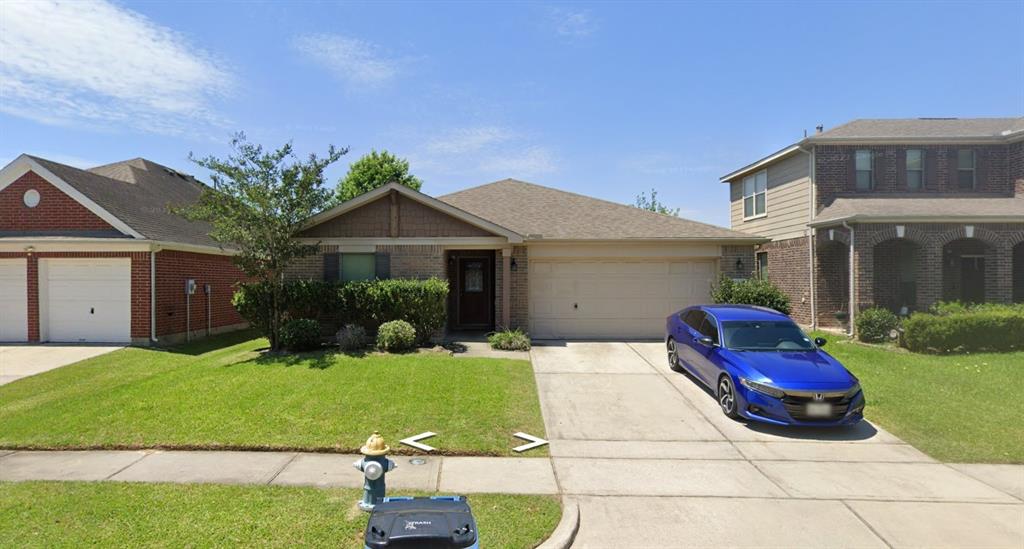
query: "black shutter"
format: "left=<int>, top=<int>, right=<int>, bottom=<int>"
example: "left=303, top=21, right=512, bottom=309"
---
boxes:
left=948, top=149, right=960, bottom=190
left=323, top=253, right=339, bottom=281
left=374, top=252, right=391, bottom=280
left=872, top=149, right=885, bottom=190
left=896, top=149, right=907, bottom=189
left=975, top=149, right=988, bottom=190
left=847, top=150, right=857, bottom=190
left=925, top=149, right=938, bottom=190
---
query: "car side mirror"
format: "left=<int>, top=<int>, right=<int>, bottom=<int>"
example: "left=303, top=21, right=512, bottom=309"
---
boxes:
left=814, top=337, right=827, bottom=347
left=697, top=336, right=714, bottom=347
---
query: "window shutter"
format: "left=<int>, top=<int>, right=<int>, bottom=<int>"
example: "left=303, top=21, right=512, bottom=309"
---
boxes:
left=374, top=252, right=391, bottom=280
left=323, top=253, right=339, bottom=281
left=847, top=150, right=857, bottom=190
left=872, top=150, right=885, bottom=189
left=975, top=149, right=988, bottom=190
left=925, top=149, right=937, bottom=190
left=948, top=148, right=959, bottom=187
left=896, top=149, right=907, bottom=188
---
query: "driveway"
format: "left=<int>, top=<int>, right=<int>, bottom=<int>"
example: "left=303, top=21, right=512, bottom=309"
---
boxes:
left=0, top=345, right=122, bottom=385
left=531, top=341, right=1024, bottom=548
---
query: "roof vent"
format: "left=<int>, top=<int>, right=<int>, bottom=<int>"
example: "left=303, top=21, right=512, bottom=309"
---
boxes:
left=815, top=124, right=824, bottom=134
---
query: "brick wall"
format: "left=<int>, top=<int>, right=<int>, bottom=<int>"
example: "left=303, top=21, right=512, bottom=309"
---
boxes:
left=814, top=237, right=849, bottom=328
left=378, top=244, right=446, bottom=279
left=814, top=144, right=1015, bottom=210
left=493, top=246, right=528, bottom=330
left=721, top=245, right=755, bottom=279
left=154, top=250, right=245, bottom=339
left=757, top=237, right=811, bottom=324
left=1, top=172, right=117, bottom=233
left=851, top=223, right=1024, bottom=313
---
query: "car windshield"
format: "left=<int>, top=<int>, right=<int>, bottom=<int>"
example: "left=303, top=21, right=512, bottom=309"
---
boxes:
left=721, top=320, right=816, bottom=351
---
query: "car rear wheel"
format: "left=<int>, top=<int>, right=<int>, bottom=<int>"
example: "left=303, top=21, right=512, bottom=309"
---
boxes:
left=717, top=375, right=740, bottom=419
left=667, top=338, right=683, bottom=372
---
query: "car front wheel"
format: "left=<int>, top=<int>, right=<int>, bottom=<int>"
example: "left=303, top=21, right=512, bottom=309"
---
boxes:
left=667, top=338, right=683, bottom=372
left=717, top=375, right=740, bottom=419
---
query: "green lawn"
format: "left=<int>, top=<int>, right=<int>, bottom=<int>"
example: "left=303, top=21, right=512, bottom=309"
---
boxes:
left=0, top=481, right=561, bottom=548
left=813, top=332, right=1024, bottom=463
left=0, top=332, right=546, bottom=456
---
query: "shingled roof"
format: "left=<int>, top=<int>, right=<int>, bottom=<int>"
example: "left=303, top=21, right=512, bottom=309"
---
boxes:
left=809, top=195, right=1024, bottom=227
left=25, top=155, right=225, bottom=249
left=439, top=178, right=762, bottom=241
left=811, top=117, right=1024, bottom=141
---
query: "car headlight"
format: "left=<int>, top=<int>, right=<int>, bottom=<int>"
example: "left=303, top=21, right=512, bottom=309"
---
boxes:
left=844, top=383, right=862, bottom=399
left=740, top=378, right=785, bottom=399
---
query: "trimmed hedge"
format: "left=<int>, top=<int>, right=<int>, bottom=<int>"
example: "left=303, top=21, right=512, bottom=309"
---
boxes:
left=710, top=275, right=791, bottom=315
left=233, top=278, right=448, bottom=347
left=279, top=318, right=322, bottom=352
left=903, top=307, right=1024, bottom=354
left=856, top=307, right=899, bottom=343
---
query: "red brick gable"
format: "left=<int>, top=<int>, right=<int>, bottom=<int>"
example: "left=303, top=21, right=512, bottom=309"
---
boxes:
left=0, top=171, right=118, bottom=233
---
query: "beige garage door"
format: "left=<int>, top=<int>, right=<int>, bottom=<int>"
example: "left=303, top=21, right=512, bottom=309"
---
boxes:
left=529, top=259, right=716, bottom=339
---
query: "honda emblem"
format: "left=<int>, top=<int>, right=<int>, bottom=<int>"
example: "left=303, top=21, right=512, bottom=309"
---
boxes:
left=813, top=393, right=824, bottom=401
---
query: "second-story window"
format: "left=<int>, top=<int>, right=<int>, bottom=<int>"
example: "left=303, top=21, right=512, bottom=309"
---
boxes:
left=906, top=149, right=924, bottom=190
left=855, top=150, right=874, bottom=190
left=742, top=169, right=767, bottom=219
left=957, top=150, right=976, bottom=189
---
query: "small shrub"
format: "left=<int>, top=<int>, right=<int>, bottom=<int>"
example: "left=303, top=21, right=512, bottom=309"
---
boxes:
left=903, top=308, right=1024, bottom=354
left=856, top=307, right=900, bottom=343
left=376, top=320, right=416, bottom=352
left=710, top=275, right=791, bottom=315
left=488, top=329, right=531, bottom=351
left=279, top=318, right=322, bottom=352
left=336, top=324, right=367, bottom=351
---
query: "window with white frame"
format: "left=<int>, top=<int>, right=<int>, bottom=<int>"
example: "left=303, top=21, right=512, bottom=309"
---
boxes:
left=906, top=149, right=924, bottom=190
left=742, top=170, right=767, bottom=219
left=855, top=150, right=874, bottom=190
left=957, top=149, right=975, bottom=189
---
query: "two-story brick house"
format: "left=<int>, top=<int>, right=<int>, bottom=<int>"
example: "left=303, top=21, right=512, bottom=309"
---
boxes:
left=721, top=118, right=1024, bottom=332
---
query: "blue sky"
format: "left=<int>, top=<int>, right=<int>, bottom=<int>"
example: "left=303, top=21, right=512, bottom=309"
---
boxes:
left=2, top=1, right=1022, bottom=226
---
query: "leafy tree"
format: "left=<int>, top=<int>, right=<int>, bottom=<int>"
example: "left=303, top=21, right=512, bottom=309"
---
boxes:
left=175, top=133, right=347, bottom=350
left=336, top=149, right=422, bottom=202
left=634, top=188, right=679, bottom=216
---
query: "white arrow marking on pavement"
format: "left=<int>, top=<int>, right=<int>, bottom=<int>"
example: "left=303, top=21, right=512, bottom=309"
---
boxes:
left=512, top=432, right=548, bottom=453
left=400, top=431, right=437, bottom=452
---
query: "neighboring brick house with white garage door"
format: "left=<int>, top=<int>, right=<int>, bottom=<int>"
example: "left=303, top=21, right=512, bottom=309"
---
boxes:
left=291, top=180, right=764, bottom=339
left=0, top=154, right=246, bottom=345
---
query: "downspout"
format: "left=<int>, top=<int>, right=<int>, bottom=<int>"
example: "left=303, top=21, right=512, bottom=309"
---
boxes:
left=842, top=221, right=855, bottom=337
left=150, top=248, right=159, bottom=344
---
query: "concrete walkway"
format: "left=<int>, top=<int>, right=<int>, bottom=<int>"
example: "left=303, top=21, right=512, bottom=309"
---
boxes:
left=0, top=450, right=558, bottom=494
left=531, top=341, right=1024, bottom=548
left=0, top=344, right=121, bottom=385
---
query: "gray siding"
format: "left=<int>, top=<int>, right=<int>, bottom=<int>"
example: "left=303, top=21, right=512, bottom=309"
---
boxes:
left=729, top=152, right=812, bottom=241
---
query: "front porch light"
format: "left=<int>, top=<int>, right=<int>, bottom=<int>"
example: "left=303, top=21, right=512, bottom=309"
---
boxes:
left=510, top=258, right=518, bottom=271
left=735, top=258, right=744, bottom=272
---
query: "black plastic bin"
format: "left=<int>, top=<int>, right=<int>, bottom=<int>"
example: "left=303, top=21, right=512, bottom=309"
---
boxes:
left=363, top=496, right=479, bottom=549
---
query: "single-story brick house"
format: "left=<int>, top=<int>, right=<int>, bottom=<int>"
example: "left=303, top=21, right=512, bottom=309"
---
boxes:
left=0, top=154, right=246, bottom=345
left=290, top=179, right=764, bottom=339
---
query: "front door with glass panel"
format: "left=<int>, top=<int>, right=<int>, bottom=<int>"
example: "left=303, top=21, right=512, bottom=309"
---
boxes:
left=456, top=256, right=493, bottom=329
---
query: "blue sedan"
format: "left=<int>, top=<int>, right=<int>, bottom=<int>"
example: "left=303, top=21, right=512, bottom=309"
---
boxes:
left=665, top=304, right=864, bottom=426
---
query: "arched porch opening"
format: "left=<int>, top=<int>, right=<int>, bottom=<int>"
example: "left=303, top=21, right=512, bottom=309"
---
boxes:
left=873, top=239, right=922, bottom=313
left=942, top=238, right=993, bottom=304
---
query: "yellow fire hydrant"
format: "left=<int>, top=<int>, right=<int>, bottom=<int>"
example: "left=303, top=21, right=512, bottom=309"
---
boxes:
left=352, top=431, right=397, bottom=511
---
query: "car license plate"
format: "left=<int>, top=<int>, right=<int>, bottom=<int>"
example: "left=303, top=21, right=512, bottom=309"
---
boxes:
left=806, top=402, right=832, bottom=417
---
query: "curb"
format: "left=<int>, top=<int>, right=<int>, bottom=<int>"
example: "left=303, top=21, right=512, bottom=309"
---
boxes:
left=536, top=496, right=579, bottom=549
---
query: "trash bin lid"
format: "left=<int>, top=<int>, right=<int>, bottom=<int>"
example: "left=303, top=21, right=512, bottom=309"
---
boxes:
left=364, top=496, right=478, bottom=549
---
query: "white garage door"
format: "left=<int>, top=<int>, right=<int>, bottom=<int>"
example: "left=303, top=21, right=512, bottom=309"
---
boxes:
left=41, top=258, right=131, bottom=343
left=0, top=258, right=28, bottom=342
left=529, top=259, right=716, bottom=339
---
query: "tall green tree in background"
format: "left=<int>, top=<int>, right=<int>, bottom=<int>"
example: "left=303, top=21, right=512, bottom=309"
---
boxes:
left=175, top=133, right=347, bottom=350
left=336, top=149, right=422, bottom=203
left=634, top=188, right=680, bottom=216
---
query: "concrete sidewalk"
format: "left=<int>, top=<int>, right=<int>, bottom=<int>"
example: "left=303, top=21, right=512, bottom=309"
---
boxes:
left=0, top=450, right=559, bottom=494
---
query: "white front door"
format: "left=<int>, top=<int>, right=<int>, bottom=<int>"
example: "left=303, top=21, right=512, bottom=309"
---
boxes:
left=529, top=258, right=716, bottom=339
left=41, top=258, right=131, bottom=343
left=0, top=258, right=28, bottom=342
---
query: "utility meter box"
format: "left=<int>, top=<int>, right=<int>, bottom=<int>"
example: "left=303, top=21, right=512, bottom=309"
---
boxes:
left=185, top=279, right=197, bottom=295
left=364, top=496, right=478, bottom=549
